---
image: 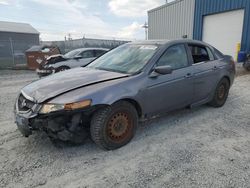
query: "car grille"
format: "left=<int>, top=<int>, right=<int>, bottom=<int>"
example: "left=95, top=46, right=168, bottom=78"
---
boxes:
left=17, top=93, right=35, bottom=112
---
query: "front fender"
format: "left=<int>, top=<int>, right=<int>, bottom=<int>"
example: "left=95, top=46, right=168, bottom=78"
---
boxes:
left=48, top=74, right=145, bottom=111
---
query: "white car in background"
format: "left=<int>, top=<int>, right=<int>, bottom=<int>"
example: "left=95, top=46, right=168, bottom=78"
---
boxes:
left=36, top=48, right=109, bottom=77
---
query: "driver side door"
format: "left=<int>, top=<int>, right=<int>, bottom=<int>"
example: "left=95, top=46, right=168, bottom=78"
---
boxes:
left=144, top=44, right=194, bottom=116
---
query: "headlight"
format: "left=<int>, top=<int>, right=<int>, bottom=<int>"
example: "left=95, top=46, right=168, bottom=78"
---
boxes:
left=39, top=100, right=92, bottom=114
left=39, top=104, right=64, bottom=114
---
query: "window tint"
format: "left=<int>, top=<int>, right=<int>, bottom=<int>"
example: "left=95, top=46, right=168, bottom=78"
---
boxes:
left=188, top=45, right=210, bottom=64
left=95, top=50, right=106, bottom=57
left=157, top=44, right=189, bottom=70
left=81, top=50, right=95, bottom=58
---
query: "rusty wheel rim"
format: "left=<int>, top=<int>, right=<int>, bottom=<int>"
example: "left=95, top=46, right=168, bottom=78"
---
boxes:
left=218, top=84, right=226, bottom=99
left=107, top=112, right=132, bottom=143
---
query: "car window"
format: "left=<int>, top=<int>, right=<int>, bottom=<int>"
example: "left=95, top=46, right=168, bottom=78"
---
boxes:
left=95, top=50, right=106, bottom=57
left=80, top=50, right=95, bottom=58
left=206, top=47, right=215, bottom=61
left=87, top=44, right=158, bottom=74
left=213, top=48, right=224, bottom=59
left=188, top=45, right=211, bottom=64
left=64, top=49, right=82, bottom=58
left=156, top=44, right=189, bottom=70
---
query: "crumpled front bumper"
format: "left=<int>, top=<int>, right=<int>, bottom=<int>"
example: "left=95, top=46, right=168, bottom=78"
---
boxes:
left=14, top=106, right=93, bottom=143
left=15, top=114, right=32, bottom=137
left=36, top=68, right=55, bottom=77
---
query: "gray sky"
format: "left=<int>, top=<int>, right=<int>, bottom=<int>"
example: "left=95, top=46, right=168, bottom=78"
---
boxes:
left=0, top=0, right=167, bottom=41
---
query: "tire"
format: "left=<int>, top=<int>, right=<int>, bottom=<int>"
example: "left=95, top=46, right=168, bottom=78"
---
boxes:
left=209, top=78, right=230, bottom=108
left=90, top=101, right=138, bottom=150
left=56, top=66, right=70, bottom=73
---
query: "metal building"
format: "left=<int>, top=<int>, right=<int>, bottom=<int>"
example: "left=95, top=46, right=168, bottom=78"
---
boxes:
left=148, top=0, right=250, bottom=58
left=0, top=21, right=39, bottom=68
left=193, top=0, right=250, bottom=59
left=148, top=0, right=196, bottom=40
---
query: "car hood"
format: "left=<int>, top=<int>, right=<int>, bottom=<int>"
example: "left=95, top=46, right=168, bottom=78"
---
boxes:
left=46, top=54, right=62, bottom=60
left=22, top=67, right=128, bottom=103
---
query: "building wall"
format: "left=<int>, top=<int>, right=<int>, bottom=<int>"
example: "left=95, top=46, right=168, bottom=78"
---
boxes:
left=193, top=0, right=250, bottom=52
left=148, top=0, right=195, bottom=40
left=0, top=32, right=39, bottom=68
left=0, top=32, right=39, bottom=44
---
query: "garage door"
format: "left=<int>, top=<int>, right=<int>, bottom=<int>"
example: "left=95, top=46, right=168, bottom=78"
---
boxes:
left=203, top=9, right=244, bottom=59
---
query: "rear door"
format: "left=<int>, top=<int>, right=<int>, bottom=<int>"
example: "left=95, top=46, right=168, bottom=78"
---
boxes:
left=144, top=44, right=194, bottom=115
left=188, top=44, right=219, bottom=103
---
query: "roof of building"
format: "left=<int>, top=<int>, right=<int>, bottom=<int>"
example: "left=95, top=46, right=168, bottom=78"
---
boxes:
left=0, top=21, right=39, bottom=34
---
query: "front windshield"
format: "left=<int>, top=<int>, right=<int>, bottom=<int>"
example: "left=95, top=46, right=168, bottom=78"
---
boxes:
left=87, top=44, right=158, bottom=74
left=64, top=49, right=81, bottom=58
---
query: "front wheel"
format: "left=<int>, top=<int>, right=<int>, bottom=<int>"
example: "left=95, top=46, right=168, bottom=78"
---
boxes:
left=90, top=101, right=138, bottom=150
left=209, top=78, right=230, bottom=108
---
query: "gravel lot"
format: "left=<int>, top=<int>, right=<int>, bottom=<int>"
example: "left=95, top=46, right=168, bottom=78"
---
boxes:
left=0, top=67, right=250, bottom=188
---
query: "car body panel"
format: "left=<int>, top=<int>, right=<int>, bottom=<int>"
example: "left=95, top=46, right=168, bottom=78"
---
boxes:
left=23, top=67, right=128, bottom=103
left=143, top=66, right=194, bottom=115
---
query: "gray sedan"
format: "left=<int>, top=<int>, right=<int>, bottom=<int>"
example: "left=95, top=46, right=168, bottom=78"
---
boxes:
left=14, top=40, right=235, bottom=150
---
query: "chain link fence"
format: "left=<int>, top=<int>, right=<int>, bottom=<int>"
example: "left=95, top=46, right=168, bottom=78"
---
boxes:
left=0, top=39, right=33, bottom=69
left=42, top=38, right=129, bottom=54
left=0, top=38, right=129, bottom=69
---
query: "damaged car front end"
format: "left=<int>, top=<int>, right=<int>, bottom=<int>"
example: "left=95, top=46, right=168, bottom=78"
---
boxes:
left=14, top=91, right=94, bottom=143
left=14, top=66, right=130, bottom=144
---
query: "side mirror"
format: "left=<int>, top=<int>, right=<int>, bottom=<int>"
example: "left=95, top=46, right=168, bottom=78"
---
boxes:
left=149, top=65, right=173, bottom=78
left=155, top=65, right=173, bottom=74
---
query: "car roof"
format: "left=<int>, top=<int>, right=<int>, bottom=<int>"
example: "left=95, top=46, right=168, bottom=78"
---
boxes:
left=75, top=48, right=109, bottom=51
left=129, top=39, right=210, bottom=47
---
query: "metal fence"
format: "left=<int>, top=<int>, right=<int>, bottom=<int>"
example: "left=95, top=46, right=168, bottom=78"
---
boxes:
left=0, top=38, right=129, bottom=69
left=41, top=38, right=129, bottom=54
left=0, top=39, right=32, bottom=69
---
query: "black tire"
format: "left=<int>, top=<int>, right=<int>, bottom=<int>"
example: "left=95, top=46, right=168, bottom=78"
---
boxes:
left=90, top=101, right=138, bottom=150
left=209, top=78, right=230, bottom=108
left=56, top=66, right=70, bottom=73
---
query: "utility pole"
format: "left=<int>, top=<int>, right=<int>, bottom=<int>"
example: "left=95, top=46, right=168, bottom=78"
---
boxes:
left=67, top=33, right=72, bottom=40
left=142, top=22, right=148, bottom=40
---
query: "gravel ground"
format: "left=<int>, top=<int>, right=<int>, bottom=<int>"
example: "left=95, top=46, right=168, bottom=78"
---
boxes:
left=0, top=67, right=250, bottom=188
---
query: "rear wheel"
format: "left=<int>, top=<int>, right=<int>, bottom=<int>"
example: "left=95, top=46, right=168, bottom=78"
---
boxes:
left=209, top=78, right=230, bottom=107
left=90, top=101, right=138, bottom=150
